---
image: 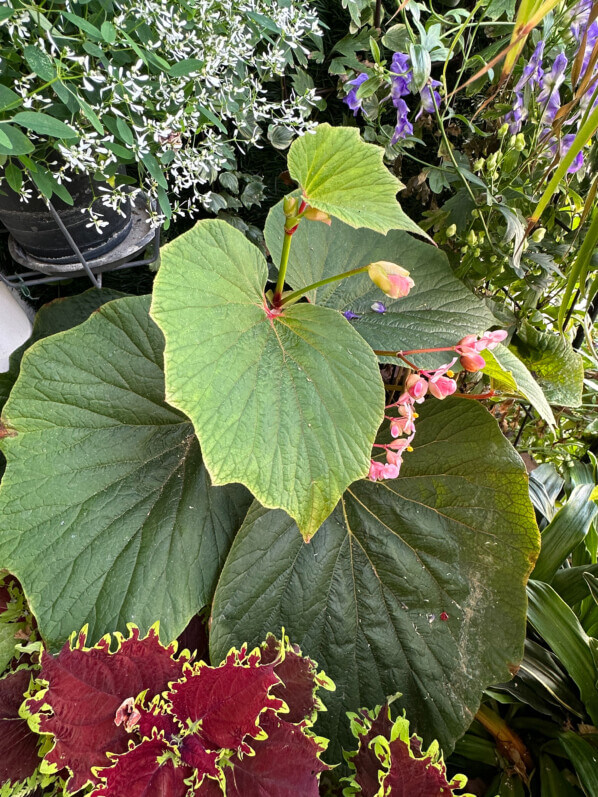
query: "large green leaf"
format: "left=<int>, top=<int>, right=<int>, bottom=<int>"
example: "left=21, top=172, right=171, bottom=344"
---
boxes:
left=287, top=124, right=424, bottom=235
left=482, top=345, right=556, bottom=426
left=0, top=288, right=125, bottom=415
left=265, top=200, right=496, bottom=369
left=0, top=295, right=251, bottom=649
left=210, top=398, right=540, bottom=756
left=151, top=220, right=384, bottom=541
left=511, top=322, right=584, bottom=407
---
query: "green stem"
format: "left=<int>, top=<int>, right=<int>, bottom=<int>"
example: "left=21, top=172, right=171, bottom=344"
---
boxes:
left=273, top=231, right=293, bottom=306
left=280, top=265, right=370, bottom=306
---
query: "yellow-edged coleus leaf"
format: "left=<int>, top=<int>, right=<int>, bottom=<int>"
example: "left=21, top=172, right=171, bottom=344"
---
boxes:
left=287, top=124, right=427, bottom=236
left=151, top=220, right=385, bottom=540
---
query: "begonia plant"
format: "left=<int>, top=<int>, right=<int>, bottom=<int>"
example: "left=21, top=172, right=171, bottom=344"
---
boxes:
left=0, top=125, right=545, bottom=760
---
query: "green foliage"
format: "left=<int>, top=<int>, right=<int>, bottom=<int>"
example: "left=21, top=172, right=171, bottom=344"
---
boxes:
left=0, top=296, right=251, bottom=647
left=151, top=219, right=384, bottom=540
left=287, top=124, right=425, bottom=235
left=210, top=397, right=539, bottom=756
left=265, top=198, right=496, bottom=368
left=510, top=322, right=585, bottom=408
left=449, top=463, right=598, bottom=795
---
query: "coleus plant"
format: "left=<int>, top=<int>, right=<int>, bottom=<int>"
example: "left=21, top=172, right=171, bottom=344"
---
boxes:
left=343, top=703, right=473, bottom=797
left=0, top=125, right=544, bottom=758
left=18, top=626, right=334, bottom=796
left=2, top=625, right=479, bottom=797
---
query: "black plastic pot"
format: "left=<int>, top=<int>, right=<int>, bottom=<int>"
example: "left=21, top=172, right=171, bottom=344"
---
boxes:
left=0, top=171, right=132, bottom=264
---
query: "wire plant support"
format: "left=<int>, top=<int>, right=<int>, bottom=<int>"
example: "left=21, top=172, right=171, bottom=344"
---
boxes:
left=0, top=193, right=160, bottom=290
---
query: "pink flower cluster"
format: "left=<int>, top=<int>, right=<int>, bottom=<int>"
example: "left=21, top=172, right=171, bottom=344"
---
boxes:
left=456, top=330, right=508, bottom=372
left=367, top=329, right=508, bottom=483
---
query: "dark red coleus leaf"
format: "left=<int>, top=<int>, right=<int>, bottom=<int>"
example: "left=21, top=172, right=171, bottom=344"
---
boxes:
left=346, top=705, right=470, bottom=797
left=91, top=735, right=195, bottom=797
left=168, top=651, right=283, bottom=753
left=31, top=626, right=187, bottom=792
left=135, top=702, right=181, bottom=742
left=348, top=707, right=394, bottom=796
left=383, top=736, right=466, bottom=797
left=259, top=634, right=333, bottom=724
left=195, top=776, right=224, bottom=796
left=0, top=669, right=40, bottom=786
left=223, top=712, right=329, bottom=797
left=179, top=733, right=220, bottom=775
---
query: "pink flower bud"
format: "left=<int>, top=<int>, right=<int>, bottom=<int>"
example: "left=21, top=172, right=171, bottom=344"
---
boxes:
left=390, top=418, right=405, bottom=438
left=386, top=450, right=402, bottom=466
left=303, top=207, right=332, bottom=225
left=428, top=376, right=457, bottom=400
left=459, top=351, right=486, bottom=372
left=457, top=334, right=477, bottom=352
left=368, top=460, right=386, bottom=481
left=405, top=373, right=428, bottom=401
left=368, top=261, right=414, bottom=299
left=383, top=462, right=401, bottom=479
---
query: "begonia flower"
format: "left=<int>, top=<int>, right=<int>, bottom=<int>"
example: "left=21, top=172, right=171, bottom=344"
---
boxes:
left=368, top=261, right=414, bottom=299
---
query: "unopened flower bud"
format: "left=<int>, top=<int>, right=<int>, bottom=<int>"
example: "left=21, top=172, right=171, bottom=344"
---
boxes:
left=473, top=158, right=485, bottom=171
left=303, top=207, right=332, bottom=226
left=368, top=261, right=414, bottom=299
left=467, top=230, right=477, bottom=246
left=514, top=133, right=526, bottom=151
left=446, top=223, right=457, bottom=238
left=531, top=227, right=546, bottom=243
left=460, top=351, right=486, bottom=372
left=283, top=195, right=298, bottom=217
left=497, top=123, right=509, bottom=139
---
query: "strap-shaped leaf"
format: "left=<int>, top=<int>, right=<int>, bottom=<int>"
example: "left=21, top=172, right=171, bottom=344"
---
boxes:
left=287, top=124, right=425, bottom=235
left=151, top=220, right=385, bottom=540
left=0, top=295, right=250, bottom=647
left=210, top=398, right=540, bottom=756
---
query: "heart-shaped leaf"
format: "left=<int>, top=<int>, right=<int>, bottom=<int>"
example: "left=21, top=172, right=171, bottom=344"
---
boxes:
left=151, top=220, right=384, bottom=540
left=0, top=288, right=126, bottom=415
left=265, top=200, right=496, bottom=369
left=0, top=295, right=251, bottom=647
left=210, top=398, right=540, bottom=756
left=287, top=124, right=425, bottom=235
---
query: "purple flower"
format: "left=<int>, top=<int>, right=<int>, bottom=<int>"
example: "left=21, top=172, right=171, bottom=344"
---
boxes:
left=343, top=73, right=368, bottom=116
left=371, top=301, right=387, bottom=313
left=537, top=52, right=567, bottom=123
left=390, top=52, right=412, bottom=101
left=546, top=133, right=585, bottom=173
left=391, top=98, right=413, bottom=143
left=514, top=40, right=545, bottom=92
left=417, top=79, right=442, bottom=118
left=571, top=0, right=593, bottom=41
left=343, top=310, right=361, bottom=320
left=505, top=40, right=545, bottom=132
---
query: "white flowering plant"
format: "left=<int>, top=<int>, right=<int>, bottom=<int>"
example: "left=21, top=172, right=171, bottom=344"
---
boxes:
left=0, top=0, right=322, bottom=227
